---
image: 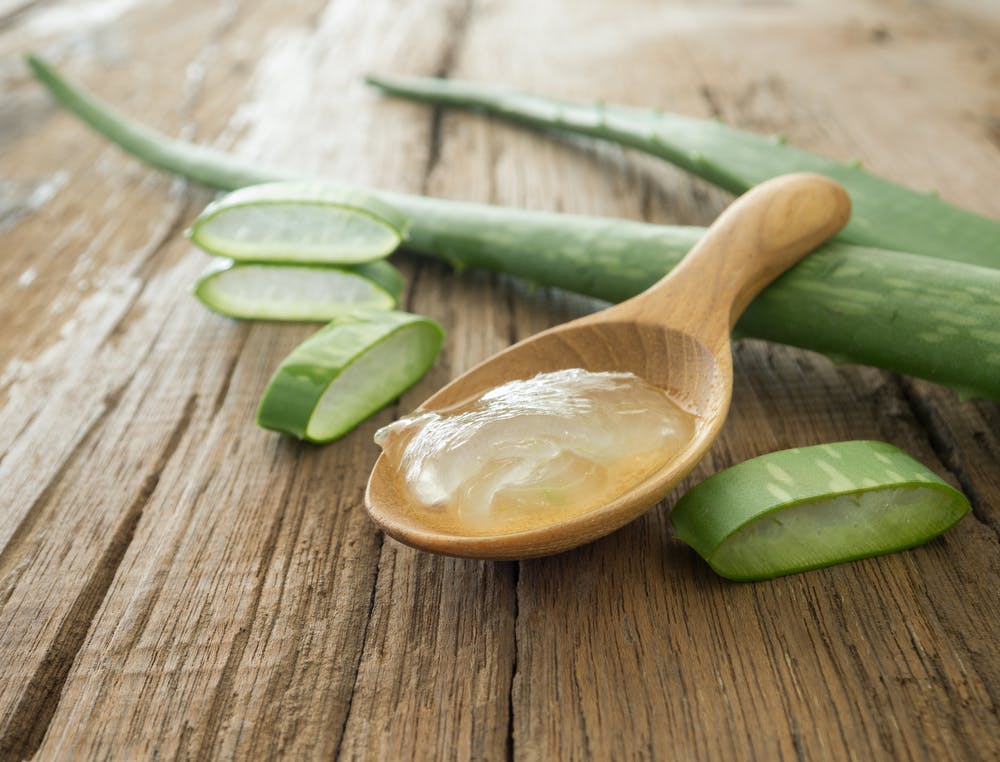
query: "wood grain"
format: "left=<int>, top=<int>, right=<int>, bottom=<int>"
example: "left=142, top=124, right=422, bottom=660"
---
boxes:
left=0, top=0, right=997, bottom=759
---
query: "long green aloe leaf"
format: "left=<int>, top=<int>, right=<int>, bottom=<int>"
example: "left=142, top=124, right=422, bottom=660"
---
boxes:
left=367, top=74, right=1000, bottom=270
left=26, top=55, right=1000, bottom=399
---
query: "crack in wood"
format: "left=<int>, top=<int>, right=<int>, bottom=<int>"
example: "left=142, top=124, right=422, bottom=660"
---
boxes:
left=505, top=561, right=519, bottom=762
left=421, top=0, right=476, bottom=194
left=0, top=393, right=198, bottom=760
left=698, top=83, right=724, bottom=120
left=503, top=281, right=519, bottom=347
left=0, top=375, right=132, bottom=606
left=330, top=532, right=383, bottom=761
left=747, top=589, right=809, bottom=762
left=211, top=323, right=252, bottom=417
left=0, top=294, right=179, bottom=613
left=0, top=405, right=40, bottom=467
left=0, top=0, right=43, bottom=31
left=402, top=260, right=424, bottom=314
left=99, top=220, right=193, bottom=352
left=191, top=447, right=302, bottom=760
left=898, top=377, right=1000, bottom=544
left=986, top=114, right=1000, bottom=154
left=132, top=195, right=194, bottom=283
left=249, top=490, right=315, bottom=758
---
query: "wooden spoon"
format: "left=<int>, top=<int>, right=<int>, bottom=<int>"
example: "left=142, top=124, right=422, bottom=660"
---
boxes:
left=366, top=173, right=851, bottom=559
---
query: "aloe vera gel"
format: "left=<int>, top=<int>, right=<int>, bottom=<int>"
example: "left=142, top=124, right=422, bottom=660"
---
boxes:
left=374, top=369, right=696, bottom=535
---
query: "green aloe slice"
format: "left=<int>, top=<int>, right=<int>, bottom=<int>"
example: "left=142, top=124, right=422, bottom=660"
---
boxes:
left=194, top=259, right=403, bottom=321
left=189, top=182, right=408, bottom=264
left=670, top=441, right=970, bottom=581
left=257, top=311, right=443, bottom=443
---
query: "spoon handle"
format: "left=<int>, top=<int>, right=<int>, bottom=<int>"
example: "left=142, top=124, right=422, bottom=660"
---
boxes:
left=619, top=172, right=851, bottom=336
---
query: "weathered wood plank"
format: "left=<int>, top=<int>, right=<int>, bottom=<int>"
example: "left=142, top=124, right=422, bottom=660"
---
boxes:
left=0, top=0, right=996, bottom=759
left=0, top=4, right=229, bottom=758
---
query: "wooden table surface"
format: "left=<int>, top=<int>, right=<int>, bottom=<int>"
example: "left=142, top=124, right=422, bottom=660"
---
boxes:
left=2, top=0, right=999, bottom=759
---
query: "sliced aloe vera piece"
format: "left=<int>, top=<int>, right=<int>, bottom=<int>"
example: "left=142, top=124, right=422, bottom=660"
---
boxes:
left=257, top=311, right=443, bottom=443
left=189, top=182, right=408, bottom=264
left=193, top=259, right=403, bottom=321
left=670, top=441, right=970, bottom=581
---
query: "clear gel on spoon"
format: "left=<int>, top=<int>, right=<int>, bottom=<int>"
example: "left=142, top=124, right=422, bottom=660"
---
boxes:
left=374, top=369, right=696, bottom=536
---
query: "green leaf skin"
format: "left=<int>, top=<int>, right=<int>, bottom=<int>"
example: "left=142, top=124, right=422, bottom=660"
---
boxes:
left=367, top=74, right=1000, bottom=270
left=257, top=311, right=444, bottom=443
left=26, top=55, right=1000, bottom=399
left=351, top=260, right=404, bottom=303
left=670, top=441, right=971, bottom=581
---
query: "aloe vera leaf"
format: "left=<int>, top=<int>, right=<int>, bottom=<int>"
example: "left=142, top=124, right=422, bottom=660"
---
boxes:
left=405, top=207, right=1000, bottom=400
left=26, top=55, right=1000, bottom=399
left=670, top=441, right=971, bottom=581
left=367, top=74, right=1000, bottom=270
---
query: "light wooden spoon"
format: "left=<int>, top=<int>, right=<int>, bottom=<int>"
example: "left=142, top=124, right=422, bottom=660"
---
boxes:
left=366, top=173, right=851, bottom=559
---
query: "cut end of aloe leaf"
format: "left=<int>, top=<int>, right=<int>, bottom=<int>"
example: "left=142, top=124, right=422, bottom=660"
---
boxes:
left=350, top=259, right=405, bottom=303
left=190, top=182, right=408, bottom=264
left=257, top=311, right=444, bottom=444
left=194, top=259, right=402, bottom=321
left=670, top=441, right=970, bottom=581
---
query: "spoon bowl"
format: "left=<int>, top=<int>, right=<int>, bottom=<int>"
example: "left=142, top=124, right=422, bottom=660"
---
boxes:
left=367, top=173, right=851, bottom=558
